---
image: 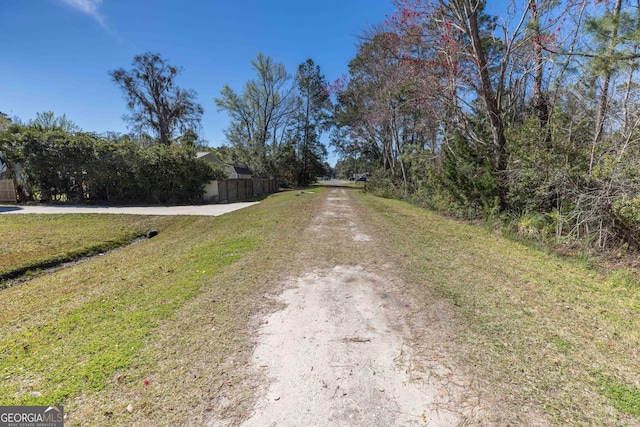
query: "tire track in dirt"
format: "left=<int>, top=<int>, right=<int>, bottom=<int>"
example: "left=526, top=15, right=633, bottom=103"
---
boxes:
left=218, top=187, right=488, bottom=426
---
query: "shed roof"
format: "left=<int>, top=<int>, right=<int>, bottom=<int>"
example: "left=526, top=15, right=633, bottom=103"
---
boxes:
left=231, top=165, right=252, bottom=175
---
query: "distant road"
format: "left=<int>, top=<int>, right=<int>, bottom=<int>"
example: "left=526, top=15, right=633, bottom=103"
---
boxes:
left=316, top=179, right=349, bottom=186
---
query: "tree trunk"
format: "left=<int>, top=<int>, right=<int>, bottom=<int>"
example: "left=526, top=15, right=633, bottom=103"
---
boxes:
left=590, top=0, right=623, bottom=173
left=529, top=0, right=550, bottom=132
left=460, top=0, right=508, bottom=202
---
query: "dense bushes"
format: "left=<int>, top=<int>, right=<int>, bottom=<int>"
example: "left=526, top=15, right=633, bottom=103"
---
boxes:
left=362, top=133, right=500, bottom=220
left=1, top=126, right=226, bottom=204
left=441, top=132, right=499, bottom=216
left=348, top=88, right=640, bottom=249
left=612, top=197, right=640, bottom=246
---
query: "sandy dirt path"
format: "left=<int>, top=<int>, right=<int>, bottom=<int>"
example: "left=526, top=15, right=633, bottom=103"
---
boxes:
left=241, top=266, right=459, bottom=426
left=210, top=187, right=488, bottom=426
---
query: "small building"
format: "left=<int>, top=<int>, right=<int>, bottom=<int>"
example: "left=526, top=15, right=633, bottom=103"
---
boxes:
left=196, top=151, right=226, bottom=169
left=228, top=164, right=252, bottom=179
left=197, top=151, right=262, bottom=203
left=196, top=152, right=253, bottom=180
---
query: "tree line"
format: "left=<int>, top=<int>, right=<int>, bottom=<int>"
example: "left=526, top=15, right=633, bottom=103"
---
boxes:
left=0, top=111, right=224, bottom=204
left=331, top=0, right=640, bottom=249
left=0, top=52, right=226, bottom=204
left=0, top=52, right=333, bottom=204
left=214, top=54, right=332, bottom=186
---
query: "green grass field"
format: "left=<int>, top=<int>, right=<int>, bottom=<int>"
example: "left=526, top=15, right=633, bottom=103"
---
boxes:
left=0, top=214, right=168, bottom=281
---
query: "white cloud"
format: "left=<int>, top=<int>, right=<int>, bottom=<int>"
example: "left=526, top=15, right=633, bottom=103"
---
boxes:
left=59, top=0, right=107, bottom=29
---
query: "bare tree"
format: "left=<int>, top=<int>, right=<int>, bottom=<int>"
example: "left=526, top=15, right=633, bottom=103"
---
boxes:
left=214, top=53, right=299, bottom=177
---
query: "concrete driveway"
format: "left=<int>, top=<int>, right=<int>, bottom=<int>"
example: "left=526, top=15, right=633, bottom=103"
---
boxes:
left=0, top=202, right=259, bottom=216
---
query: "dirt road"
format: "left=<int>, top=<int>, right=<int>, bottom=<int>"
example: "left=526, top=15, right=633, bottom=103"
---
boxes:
left=212, top=188, right=489, bottom=426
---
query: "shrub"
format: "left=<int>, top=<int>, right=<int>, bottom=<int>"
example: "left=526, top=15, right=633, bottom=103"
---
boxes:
left=441, top=131, right=499, bottom=217
left=612, top=196, right=640, bottom=246
left=3, top=126, right=225, bottom=205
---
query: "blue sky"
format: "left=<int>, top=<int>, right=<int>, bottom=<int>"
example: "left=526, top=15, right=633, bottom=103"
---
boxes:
left=0, top=0, right=397, bottom=165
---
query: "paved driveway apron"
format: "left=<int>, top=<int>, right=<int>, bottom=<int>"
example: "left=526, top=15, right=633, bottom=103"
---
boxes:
left=0, top=202, right=259, bottom=216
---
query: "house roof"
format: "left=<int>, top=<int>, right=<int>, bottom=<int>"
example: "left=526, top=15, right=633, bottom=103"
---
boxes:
left=197, top=151, right=227, bottom=167
left=198, top=152, right=252, bottom=176
left=197, top=151, right=218, bottom=160
left=231, top=165, right=252, bottom=176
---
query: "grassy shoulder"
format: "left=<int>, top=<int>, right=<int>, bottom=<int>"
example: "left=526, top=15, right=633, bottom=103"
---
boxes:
left=0, top=214, right=166, bottom=281
left=0, top=189, right=327, bottom=425
left=356, top=191, right=640, bottom=425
